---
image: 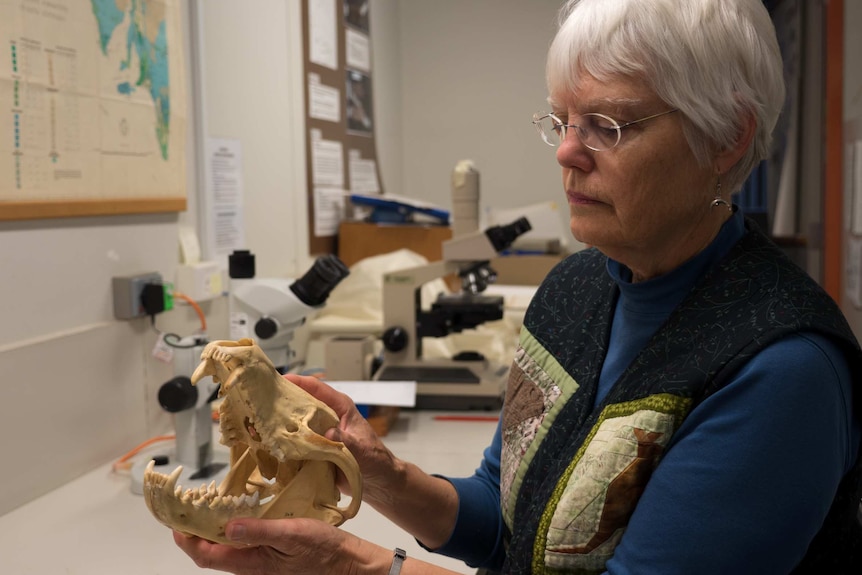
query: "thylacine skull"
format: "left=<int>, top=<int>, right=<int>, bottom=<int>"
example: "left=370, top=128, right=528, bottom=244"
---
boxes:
left=143, top=338, right=362, bottom=543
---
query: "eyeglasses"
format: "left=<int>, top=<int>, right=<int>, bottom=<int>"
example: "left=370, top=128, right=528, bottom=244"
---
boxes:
left=532, top=109, right=678, bottom=151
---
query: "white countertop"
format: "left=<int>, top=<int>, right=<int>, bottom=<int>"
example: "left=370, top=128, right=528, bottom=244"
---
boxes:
left=0, top=410, right=498, bottom=575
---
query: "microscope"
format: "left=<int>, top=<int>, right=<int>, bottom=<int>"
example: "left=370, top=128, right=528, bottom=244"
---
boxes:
left=130, top=336, right=226, bottom=494
left=227, top=251, right=351, bottom=371
left=130, top=254, right=350, bottom=494
left=373, top=216, right=531, bottom=409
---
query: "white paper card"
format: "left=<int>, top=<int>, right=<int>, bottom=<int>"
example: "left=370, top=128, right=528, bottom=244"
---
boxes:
left=308, top=73, right=341, bottom=123
left=324, top=381, right=417, bottom=407
left=308, top=0, right=338, bottom=70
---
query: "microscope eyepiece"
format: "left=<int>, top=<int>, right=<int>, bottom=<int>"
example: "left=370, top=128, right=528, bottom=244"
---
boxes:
left=289, top=254, right=350, bottom=307
left=485, top=216, right=532, bottom=252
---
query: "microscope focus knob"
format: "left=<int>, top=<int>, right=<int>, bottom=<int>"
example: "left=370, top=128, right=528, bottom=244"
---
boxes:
left=255, top=317, right=278, bottom=339
left=158, top=376, right=198, bottom=413
left=382, top=326, right=409, bottom=352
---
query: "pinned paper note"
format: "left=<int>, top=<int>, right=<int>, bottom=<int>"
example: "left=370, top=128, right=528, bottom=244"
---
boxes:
left=178, top=226, right=201, bottom=264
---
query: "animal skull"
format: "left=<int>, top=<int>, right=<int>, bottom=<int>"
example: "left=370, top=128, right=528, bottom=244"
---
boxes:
left=143, top=338, right=362, bottom=544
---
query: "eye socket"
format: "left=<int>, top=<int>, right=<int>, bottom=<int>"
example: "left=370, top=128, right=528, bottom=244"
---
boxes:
left=245, top=417, right=262, bottom=441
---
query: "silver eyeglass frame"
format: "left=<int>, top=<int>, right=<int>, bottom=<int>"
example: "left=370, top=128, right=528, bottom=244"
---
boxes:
left=532, top=108, right=678, bottom=151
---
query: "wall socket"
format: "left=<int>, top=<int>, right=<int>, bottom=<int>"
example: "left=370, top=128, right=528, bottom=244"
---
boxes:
left=112, top=272, right=163, bottom=319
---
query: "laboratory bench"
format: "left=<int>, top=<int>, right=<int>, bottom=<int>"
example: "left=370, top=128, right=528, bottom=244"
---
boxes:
left=0, top=410, right=498, bottom=575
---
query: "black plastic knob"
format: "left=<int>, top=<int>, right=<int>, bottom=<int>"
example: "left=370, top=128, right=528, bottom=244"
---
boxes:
left=228, top=249, right=255, bottom=279
left=158, top=376, right=198, bottom=413
left=255, top=317, right=278, bottom=339
left=381, top=326, right=409, bottom=352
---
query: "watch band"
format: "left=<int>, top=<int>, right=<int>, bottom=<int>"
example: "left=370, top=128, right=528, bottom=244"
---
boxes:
left=388, top=547, right=407, bottom=575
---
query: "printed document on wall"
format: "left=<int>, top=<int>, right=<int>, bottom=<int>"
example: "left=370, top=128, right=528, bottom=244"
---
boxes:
left=314, top=187, right=345, bottom=237
left=311, top=129, right=344, bottom=187
left=308, top=73, right=341, bottom=123
left=308, top=0, right=338, bottom=70
left=205, top=138, right=245, bottom=263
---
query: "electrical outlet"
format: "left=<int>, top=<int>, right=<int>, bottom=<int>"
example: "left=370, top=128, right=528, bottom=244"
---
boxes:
left=112, top=272, right=163, bottom=319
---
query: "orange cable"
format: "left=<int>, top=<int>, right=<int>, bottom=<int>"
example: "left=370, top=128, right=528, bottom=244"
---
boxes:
left=172, top=290, right=207, bottom=332
left=112, top=434, right=175, bottom=473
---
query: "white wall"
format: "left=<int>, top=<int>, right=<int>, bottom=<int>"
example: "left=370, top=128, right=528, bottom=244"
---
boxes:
left=195, top=0, right=309, bottom=278
left=369, top=0, right=404, bottom=205
left=0, top=0, right=568, bottom=515
left=397, top=0, right=567, bottom=235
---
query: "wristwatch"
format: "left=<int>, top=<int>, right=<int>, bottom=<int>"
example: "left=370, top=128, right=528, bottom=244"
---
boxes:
left=388, top=547, right=407, bottom=575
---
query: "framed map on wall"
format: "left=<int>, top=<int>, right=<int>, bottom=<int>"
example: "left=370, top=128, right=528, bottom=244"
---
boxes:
left=0, top=0, right=187, bottom=221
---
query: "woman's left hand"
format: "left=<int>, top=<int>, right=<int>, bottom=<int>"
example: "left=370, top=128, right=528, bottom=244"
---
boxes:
left=173, top=517, right=384, bottom=575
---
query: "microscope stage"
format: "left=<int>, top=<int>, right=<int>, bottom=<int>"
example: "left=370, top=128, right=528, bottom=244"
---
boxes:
left=374, top=360, right=506, bottom=410
left=375, top=364, right=480, bottom=384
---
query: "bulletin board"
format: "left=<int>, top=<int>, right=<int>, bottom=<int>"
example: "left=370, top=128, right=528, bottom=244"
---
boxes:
left=302, top=0, right=384, bottom=254
left=0, top=0, right=187, bottom=221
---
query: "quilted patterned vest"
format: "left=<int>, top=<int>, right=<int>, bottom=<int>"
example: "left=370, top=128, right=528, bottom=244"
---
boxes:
left=499, top=222, right=862, bottom=574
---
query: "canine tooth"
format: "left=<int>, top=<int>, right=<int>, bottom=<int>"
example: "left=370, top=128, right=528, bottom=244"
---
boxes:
left=145, top=460, right=155, bottom=476
left=248, top=491, right=260, bottom=506
left=166, top=466, right=184, bottom=491
left=260, top=494, right=275, bottom=506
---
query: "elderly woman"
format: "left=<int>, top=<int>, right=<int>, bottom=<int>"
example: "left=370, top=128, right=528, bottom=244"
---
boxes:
left=174, top=0, right=861, bottom=573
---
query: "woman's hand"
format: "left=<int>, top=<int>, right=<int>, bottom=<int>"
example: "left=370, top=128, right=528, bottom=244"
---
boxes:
left=283, top=374, right=460, bottom=549
left=173, top=518, right=386, bottom=575
left=284, top=373, right=403, bottom=503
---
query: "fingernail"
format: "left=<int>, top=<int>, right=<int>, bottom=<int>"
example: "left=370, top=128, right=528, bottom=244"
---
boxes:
left=227, top=524, right=246, bottom=541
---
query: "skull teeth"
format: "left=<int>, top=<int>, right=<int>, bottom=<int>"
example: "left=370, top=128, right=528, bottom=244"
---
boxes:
left=144, top=466, right=267, bottom=510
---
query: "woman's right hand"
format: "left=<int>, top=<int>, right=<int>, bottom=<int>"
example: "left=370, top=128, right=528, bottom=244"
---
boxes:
left=284, top=373, right=403, bottom=504
left=286, top=373, right=460, bottom=549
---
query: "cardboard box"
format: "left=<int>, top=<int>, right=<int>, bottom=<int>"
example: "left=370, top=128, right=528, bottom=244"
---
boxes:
left=338, top=221, right=452, bottom=267
left=489, top=254, right=566, bottom=286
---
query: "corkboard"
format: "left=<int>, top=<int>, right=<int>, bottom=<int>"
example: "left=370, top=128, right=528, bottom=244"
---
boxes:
left=302, top=0, right=385, bottom=255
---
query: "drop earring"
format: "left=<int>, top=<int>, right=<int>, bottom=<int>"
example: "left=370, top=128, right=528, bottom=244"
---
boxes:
left=711, top=173, right=732, bottom=211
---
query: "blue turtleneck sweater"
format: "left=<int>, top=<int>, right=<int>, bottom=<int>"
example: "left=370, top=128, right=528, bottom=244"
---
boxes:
left=438, top=209, right=859, bottom=574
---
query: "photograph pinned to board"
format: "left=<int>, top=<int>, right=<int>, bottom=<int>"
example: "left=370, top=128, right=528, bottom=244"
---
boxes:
left=344, top=0, right=369, bottom=33
left=346, top=70, right=373, bottom=134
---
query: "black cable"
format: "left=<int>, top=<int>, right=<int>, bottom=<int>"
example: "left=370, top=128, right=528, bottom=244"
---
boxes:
left=162, top=332, right=201, bottom=349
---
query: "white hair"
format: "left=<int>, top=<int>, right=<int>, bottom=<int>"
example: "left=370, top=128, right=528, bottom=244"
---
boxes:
left=547, top=0, right=786, bottom=193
